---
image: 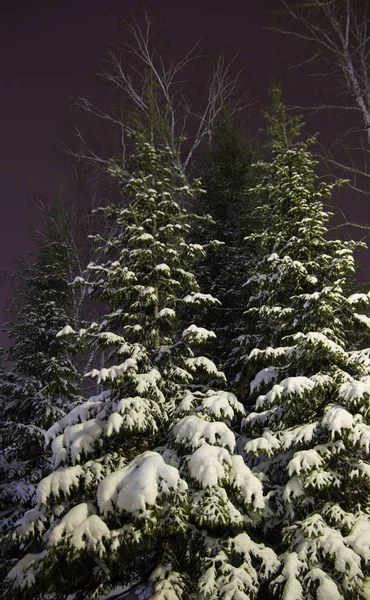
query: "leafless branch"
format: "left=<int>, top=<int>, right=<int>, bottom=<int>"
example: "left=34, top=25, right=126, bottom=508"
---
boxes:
left=68, top=12, right=252, bottom=181
left=277, top=0, right=370, bottom=194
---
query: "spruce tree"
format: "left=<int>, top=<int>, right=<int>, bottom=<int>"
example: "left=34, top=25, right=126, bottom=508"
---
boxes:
left=5, top=134, right=278, bottom=600
left=194, top=122, right=261, bottom=366
left=0, top=203, right=80, bottom=569
left=240, top=88, right=370, bottom=599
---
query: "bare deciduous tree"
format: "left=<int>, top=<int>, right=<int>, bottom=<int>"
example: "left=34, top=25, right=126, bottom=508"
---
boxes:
left=277, top=0, right=370, bottom=194
left=68, top=13, right=251, bottom=184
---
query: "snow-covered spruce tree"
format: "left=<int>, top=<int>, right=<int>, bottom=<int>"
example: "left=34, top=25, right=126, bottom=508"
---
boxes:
left=0, top=203, right=80, bottom=561
left=194, top=122, right=261, bottom=367
left=5, top=134, right=279, bottom=600
left=239, top=88, right=370, bottom=599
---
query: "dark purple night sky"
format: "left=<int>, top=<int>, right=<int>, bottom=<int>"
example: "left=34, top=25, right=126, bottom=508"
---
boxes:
left=0, top=0, right=368, bottom=336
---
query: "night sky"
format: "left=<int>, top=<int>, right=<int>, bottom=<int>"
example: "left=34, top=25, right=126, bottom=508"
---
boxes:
left=1, top=0, right=368, bottom=339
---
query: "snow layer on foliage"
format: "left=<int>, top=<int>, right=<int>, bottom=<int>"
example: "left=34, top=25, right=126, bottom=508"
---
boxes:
left=201, top=390, right=245, bottom=420
left=288, top=449, right=322, bottom=476
left=318, top=526, right=362, bottom=579
left=46, top=396, right=109, bottom=443
left=245, top=430, right=280, bottom=456
left=279, top=552, right=303, bottom=600
left=347, top=293, right=370, bottom=306
left=306, top=568, right=342, bottom=600
left=153, top=262, right=170, bottom=273
left=185, top=356, right=225, bottom=380
left=355, top=313, right=370, bottom=329
left=106, top=395, right=160, bottom=435
left=6, top=551, right=47, bottom=588
left=156, top=307, right=176, bottom=319
left=339, top=377, right=370, bottom=403
left=60, top=418, right=105, bottom=463
left=250, top=367, right=279, bottom=393
left=135, top=368, right=162, bottom=395
left=187, top=443, right=231, bottom=488
left=279, top=376, right=315, bottom=395
left=249, top=345, right=295, bottom=362
left=46, top=502, right=92, bottom=545
left=98, top=332, right=125, bottom=344
left=97, top=451, right=186, bottom=515
left=302, top=331, right=346, bottom=356
left=233, top=532, right=280, bottom=574
left=322, top=404, right=354, bottom=436
left=345, top=518, right=370, bottom=561
left=230, top=455, right=265, bottom=509
left=280, top=422, right=319, bottom=450
left=37, top=465, right=84, bottom=506
left=56, top=324, right=75, bottom=337
left=172, top=415, right=235, bottom=452
left=175, top=390, right=244, bottom=421
left=182, top=292, right=219, bottom=306
left=283, top=476, right=304, bottom=501
left=70, top=514, right=110, bottom=552
left=182, top=324, right=216, bottom=344
left=88, top=358, right=140, bottom=384
left=350, top=423, right=370, bottom=452
left=149, top=564, right=187, bottom=600
left=256, top=376, right=315, bottom=409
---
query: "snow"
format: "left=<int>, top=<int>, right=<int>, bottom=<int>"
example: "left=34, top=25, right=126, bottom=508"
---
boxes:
left=139, top=286, right=156, bottom=297
left=350, top=422, right=370, bottom=452
left=70, top=514, right=110, bottom=552
left=201, top=390, right=245, bottom=420
left=56, top=324, right=75, bottom=337
left=153, top=263, right=171, bottom=273
left=107, top=396, right=161, bottom=434
left=136, top=233, right=154, bottom=242
left=280, top=552, right=303, bottom=600
left=62, top=419, right=106, bottom=463
left=256, top=377, right=315, bottom=408
left=98, top=332, right=125, bottom=344
left=322, top=404, right=354, bottom=436
left=230, top=455, right=265, bottom=509
left=46, top=398, right=108, bottom=444
left=106, top=411, right=125, bottom=436
left=339, top=377, right=370, bottom=403
left=182, top=292, right=220, bottom=306
left=279, top=376, right=315, bottom=396
left=182, top=324, right=216, bottom=344
left=172, top=415, right=235, bottom=452
left=176, top=390, right=244, bottom=421
left=249, top=345, right=296, bottom=362
left=156, top=307, right=176, bottom=319
left=306, top=568, right=342, bottom=600
left=318, top=527, right=361, bottom=579
left=345, top=518, right=370, bottom=561
left=6, top=551, right=47, bottom=588
left=250, top=367, right=279, bottom=393
left=87, top=358, right=139, bottom=383
left=233, top=532, right=280, bottom=574
left=302, top=331, right=346, bottom=356
left=37, top=465, right=84, bottom=506
left=283, top=476, right=304, bottom=501
left=245, top=430, right=280, bottom=456
left=347, top=293, right=370, bottom=306
left=280, top=422, right=319, bottom=450
left=97, top=451, right=186, bottom=515
left=46, top=502, right=92, bottom=545
left=361, top=579, right=370, bottom=600
left=185, top=356, right=225, bottom=381
left=288, top=449, right=322, bottom=476
left=355, top=313, right=370, bottom=329
left=187, top=443, right=231, bottom=488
